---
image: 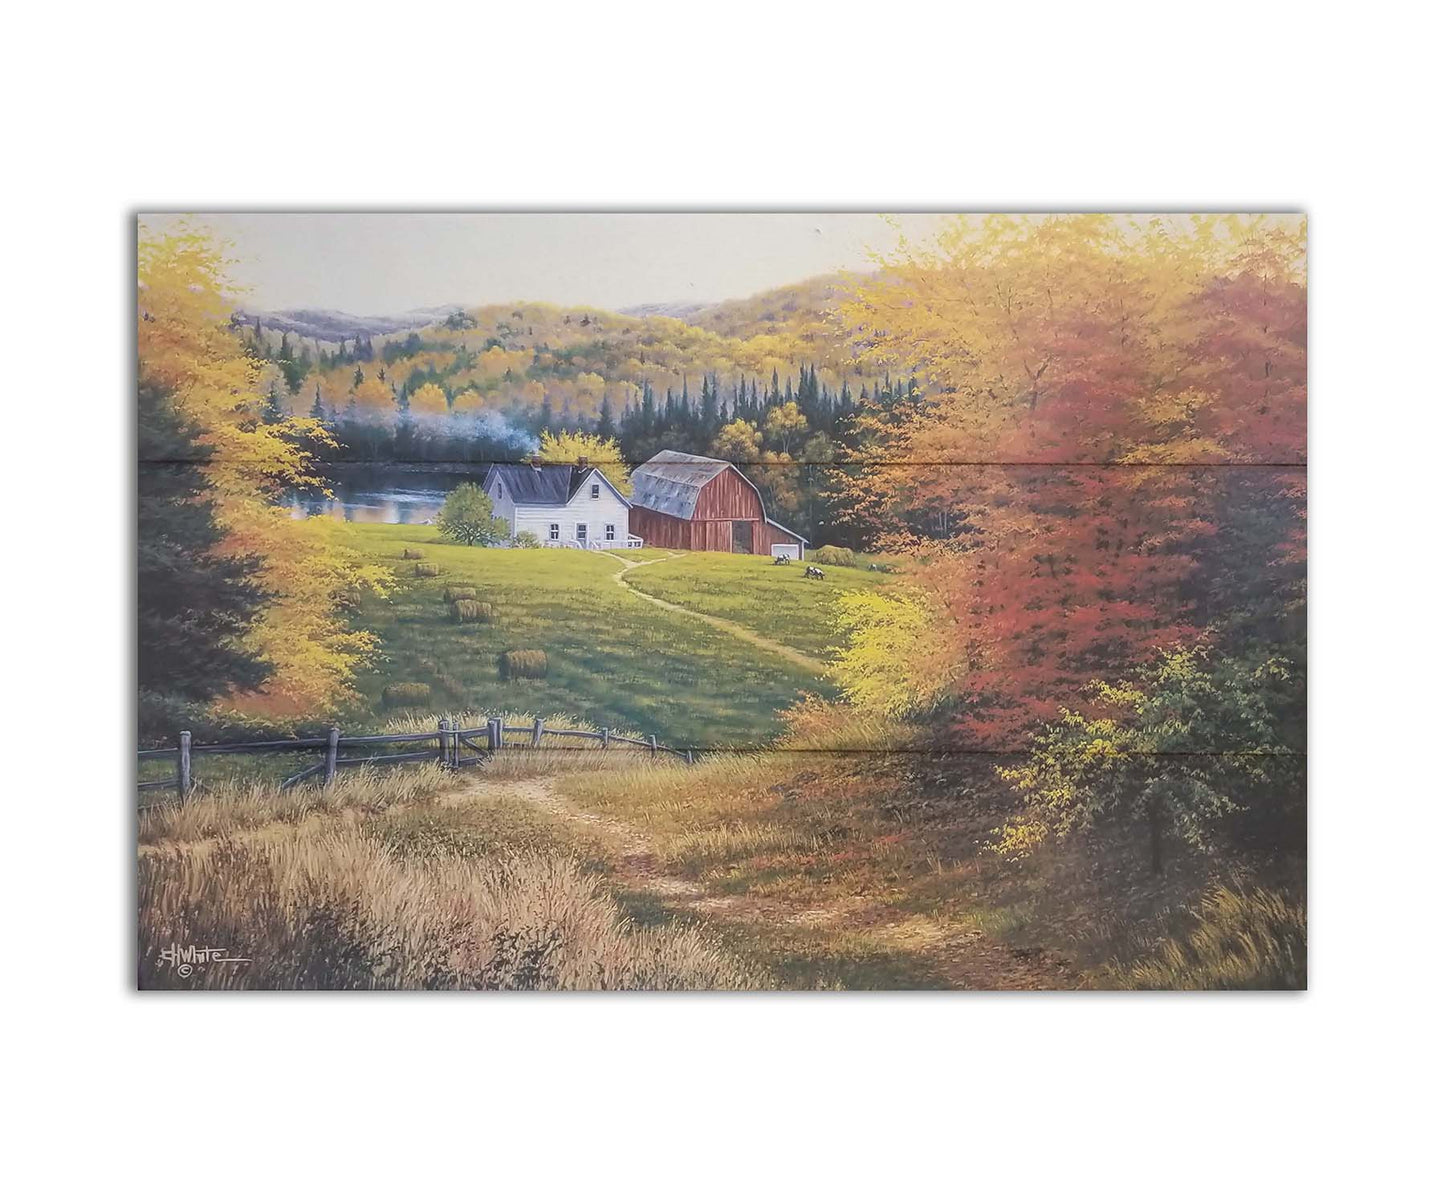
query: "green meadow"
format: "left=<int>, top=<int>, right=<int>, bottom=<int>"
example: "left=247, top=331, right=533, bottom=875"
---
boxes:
left=624, top=551, right=899, bottom=659
left=337, top=524, right=869, bottom=747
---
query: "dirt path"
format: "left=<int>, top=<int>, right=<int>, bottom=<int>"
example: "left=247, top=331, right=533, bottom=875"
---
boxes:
left=446, top=773, right=1076, bottom=990
left=598, top=551, right=829, bottom=676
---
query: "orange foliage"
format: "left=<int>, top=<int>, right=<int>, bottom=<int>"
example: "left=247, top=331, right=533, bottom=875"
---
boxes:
left=840, top=216, right=1306, bottom=743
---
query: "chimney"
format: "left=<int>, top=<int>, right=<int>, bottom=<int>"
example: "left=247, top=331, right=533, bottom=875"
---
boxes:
left=577, top=455, right=589, bottom=468
left=528, top=453, right=542, bottom=470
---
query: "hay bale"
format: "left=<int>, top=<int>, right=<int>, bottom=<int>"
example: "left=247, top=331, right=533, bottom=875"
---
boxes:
left=811, top=545, right=857, bottom=567
left=400, top=548, right=424, bottom=560
left=442, top=585, right=478, bottom=603
left=414, top=563, right=441, bottom=578
left=382, top=682, right=431, bottom=707
left=451, top=599, right=495, bottom=623
left=498, top=649, right=548, bottom=680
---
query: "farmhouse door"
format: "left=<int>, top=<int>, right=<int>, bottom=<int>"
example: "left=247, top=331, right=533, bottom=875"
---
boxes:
left=732, top=521, right=752, bottom=554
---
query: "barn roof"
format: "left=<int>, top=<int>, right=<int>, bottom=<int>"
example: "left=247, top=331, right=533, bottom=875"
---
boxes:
left=630, top=451, right=732, bottom=519
left=485, top=463, right=625, bottom=507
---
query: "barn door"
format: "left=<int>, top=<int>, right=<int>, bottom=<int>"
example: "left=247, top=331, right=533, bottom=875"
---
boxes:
left=732, top=521, right=752, bottom=554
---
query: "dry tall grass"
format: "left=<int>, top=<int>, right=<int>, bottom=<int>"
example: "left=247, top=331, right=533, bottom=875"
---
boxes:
left=139, top=765, right=449, bottom=845
left=140, top=821, right=768, bottom=990
left=1115, top=886, right=1307, bottom=990
left=660, top=821, right=825, bottom=873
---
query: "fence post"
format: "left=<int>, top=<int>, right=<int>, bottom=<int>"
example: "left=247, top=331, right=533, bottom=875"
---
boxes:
left=686, top=749, right=694, bottom=766
left=532, top=716, right=544, bottom=747
left=600, top=727, right=610, bottom=751
left=324, top=726, right=340, bottom=786
left=649, top=734, right=658, bottom=757
left=438, top=718, right=450, bottom=767
left=491, top=716, right=503, bottom=751
left=177, top=730, right=192, bottom=802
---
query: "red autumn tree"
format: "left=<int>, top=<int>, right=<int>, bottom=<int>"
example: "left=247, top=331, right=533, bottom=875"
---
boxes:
left=837, top=215, right=1306, bottom=746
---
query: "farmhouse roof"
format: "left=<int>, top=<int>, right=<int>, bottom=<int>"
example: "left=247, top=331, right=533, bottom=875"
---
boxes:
left=486, top=463, right=625, bottom=507
left=630, top=451, right=732, bottom=519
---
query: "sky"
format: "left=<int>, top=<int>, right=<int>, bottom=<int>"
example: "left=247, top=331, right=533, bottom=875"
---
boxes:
left=137, top=212, right=952, bottom=316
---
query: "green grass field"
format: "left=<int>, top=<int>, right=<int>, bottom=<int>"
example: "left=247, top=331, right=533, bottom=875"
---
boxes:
left=624, top=552, right=899, bottom=658
left=338, top=525, right=878, bottom=746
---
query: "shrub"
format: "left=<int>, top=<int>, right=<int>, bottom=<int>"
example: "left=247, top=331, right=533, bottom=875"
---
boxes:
left=382, top=682, right=432, bottom=708
left=414, top=563, right=441, bottom=578
left=400, top=548, right=424, bottom=560
left=510, top=531, right=541, bottom=549
left=811, top=544, right=857, bottom=567
left=436, top=483, right=508, bottom=547
left=451, top=599, right=495, bottom=624
left=442, top=586, right=478, bottom=603
left=498, top=650, right=548, bottom=680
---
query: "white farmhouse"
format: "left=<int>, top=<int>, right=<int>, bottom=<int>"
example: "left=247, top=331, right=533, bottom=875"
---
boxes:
left=480, top=457, right=636, bottom=549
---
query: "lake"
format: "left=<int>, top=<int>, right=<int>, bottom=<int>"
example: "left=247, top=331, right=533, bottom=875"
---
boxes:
left=288, top=468, right=487, bottom=525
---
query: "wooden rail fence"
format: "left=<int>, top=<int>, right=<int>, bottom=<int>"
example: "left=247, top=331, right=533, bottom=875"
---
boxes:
left=137, top=718, right=696, bottom=805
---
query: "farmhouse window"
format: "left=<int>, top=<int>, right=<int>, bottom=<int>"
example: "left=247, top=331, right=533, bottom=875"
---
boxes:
left=590, top=482, right=600, bottom=499
left=549, top=523, right=559, bottom=540
left=605, top=523, right=615, bottom=541
left=576, top=523, right=588, bottom=542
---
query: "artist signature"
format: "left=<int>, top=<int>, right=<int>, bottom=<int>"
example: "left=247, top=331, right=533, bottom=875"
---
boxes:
left=155, top=943, right=252, bottom=979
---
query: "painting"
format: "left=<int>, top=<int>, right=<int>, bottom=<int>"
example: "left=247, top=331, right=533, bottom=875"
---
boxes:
left=137, top=213, right=1306, bottom=990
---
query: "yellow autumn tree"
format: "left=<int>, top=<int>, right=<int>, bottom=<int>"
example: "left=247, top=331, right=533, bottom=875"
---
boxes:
left=711, top=419, right=761, bottom=463
left=537, top=429, right=632, bottom=496
left=137, top=223, right=390, bottom=719
left=409, top=381, right=449, bottom=415
left=762, top=401, right=808, bottom=454
left=828, top=589, right=953, bottom=718
left=353, top=375, right=392, bottom=410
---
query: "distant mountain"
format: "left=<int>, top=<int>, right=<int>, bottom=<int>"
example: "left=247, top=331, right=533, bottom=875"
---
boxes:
left=236, top=305, right=463, bottom=343
left=618, top=301, right=713, bottom=321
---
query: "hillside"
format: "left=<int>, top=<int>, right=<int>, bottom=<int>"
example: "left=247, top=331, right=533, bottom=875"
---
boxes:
left=245, top=275, right=893, bottom=440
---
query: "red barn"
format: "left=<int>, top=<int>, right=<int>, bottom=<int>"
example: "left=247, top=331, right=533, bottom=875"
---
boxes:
left=628, top=451, right=808, bottom=559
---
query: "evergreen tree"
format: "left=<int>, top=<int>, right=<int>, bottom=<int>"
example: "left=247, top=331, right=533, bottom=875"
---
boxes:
left=641, top=381, right=656, bottom=434
left=700, top=374, right=718, bottom=435
left=262, top=380, right=285, bottom=424
left=138, top=380, right=270, bottom=737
